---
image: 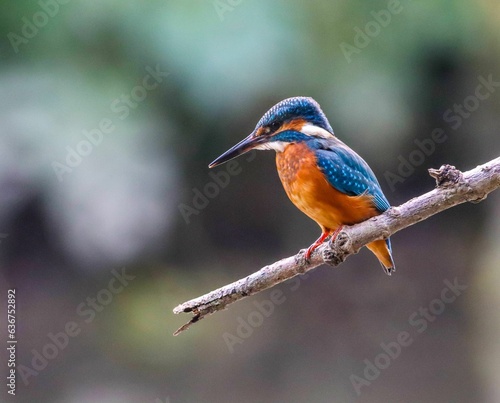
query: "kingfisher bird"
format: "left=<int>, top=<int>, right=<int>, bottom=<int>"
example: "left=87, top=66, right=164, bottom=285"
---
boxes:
left=209, top=96, right=395, bottom=275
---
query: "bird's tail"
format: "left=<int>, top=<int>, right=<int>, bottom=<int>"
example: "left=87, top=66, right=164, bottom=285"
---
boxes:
left=366, top=238, right=395, bottom=275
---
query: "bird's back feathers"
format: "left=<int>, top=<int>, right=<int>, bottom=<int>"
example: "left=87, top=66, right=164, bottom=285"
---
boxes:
left=309, top=138, right=390, bottom=212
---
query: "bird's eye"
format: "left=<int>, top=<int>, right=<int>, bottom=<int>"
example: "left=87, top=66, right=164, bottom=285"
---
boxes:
left=268, top=121, right=280, bottom=133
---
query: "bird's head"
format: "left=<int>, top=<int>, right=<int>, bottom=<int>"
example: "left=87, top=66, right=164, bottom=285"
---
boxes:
left=209, top=96, right=335, bottom=168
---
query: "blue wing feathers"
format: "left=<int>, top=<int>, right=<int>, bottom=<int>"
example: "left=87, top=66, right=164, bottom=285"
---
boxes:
left=311, top=139, right=390, bottom=212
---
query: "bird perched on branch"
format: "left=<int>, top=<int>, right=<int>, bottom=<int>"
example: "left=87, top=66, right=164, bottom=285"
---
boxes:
left=209, top=97, right=395, bottom=275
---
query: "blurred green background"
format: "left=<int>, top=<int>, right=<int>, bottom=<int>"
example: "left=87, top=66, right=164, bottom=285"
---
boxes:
left=0, top=0, right=499, bottom=402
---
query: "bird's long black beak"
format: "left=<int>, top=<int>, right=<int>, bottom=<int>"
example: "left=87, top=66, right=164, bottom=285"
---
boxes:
left=209, top=131, right=265, bottom=168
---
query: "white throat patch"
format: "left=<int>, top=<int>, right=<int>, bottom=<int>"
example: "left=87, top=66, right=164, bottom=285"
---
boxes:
left=255, top=141, right=287, bottom=153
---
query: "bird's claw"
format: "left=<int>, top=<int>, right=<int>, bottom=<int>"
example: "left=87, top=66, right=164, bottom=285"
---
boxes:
left=295, top=249, right=310, bottom=267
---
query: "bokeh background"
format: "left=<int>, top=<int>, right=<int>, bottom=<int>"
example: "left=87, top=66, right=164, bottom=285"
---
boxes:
left=0, top=0, right=499, bottom=402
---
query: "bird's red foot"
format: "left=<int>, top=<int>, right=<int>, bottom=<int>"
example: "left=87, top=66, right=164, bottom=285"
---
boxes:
left=304, top=231, right=330, bottom=260
left=304, top=226, right=345, bottom=260
left=329, top=225, right=344, bottom=243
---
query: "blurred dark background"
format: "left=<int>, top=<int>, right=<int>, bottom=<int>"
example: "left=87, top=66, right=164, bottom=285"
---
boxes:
left=0, top=1, right=499, bottom=402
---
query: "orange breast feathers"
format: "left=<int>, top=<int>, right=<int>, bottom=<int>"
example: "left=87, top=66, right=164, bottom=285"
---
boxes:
left=276, top=143, right=379, bottom=233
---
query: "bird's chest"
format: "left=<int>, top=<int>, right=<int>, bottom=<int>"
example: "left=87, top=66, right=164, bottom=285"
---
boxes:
left=276, top=143, right=326, bottom=212
left=275, top=143, right=375, bottom=229
left=276, top=143, right=316, bottom=185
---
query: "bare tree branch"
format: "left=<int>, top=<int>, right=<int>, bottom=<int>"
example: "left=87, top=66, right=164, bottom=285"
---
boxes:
left=173, top=157, right=500, bottom=335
